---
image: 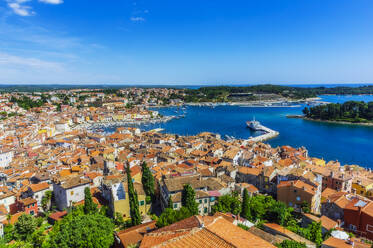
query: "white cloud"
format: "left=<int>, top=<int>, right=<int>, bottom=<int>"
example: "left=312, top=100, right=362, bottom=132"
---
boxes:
left=38, top=0, right=63, bottom=4
left=7, top=0, right=35, bottom=16
left=6, top=0, right=63, bottom=16
left=0, top=52, right=63, bottom=70
left=130, top=17, right=145, bottom=22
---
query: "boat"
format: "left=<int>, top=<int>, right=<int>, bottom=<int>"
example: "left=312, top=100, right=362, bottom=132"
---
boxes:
left=246, top=117, right=262, bottom=131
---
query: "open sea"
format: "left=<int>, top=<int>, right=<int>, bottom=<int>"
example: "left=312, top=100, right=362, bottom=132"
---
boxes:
left=105, top=95, right=373, bottom=168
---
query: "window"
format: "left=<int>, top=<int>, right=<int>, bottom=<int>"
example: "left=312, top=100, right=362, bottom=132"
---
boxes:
left=204, top=199, right=207, bottom=203
left=139, top=200, right=144, bottom=206
left=296, top=196, right=301, bottom=201
left=204, top=207, right=207, bottom=213
left=367, top=224, right=373, bottom=233
left=199, top=200, right=202, bottom=204
left=210, top=197, right=215, bottom=202
left=173, top=203, right=177, bottom=209
left=349, top=224, right=357, bottom=231
left=30, top=210, right=34, bottom=215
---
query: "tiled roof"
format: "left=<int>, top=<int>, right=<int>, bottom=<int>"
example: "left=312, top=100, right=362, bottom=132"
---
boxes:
left=322, top=237, right=352, bottom=248
left=142, top=216, right=275, bottom=248
left=29, top=182, right=50, bottom=192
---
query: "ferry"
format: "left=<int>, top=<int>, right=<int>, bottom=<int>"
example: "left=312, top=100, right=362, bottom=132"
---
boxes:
left=246, top=117, right=262, bottom=131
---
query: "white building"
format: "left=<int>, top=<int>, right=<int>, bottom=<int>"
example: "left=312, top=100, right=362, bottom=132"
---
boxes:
left=0, top=150, right=13, bottom=168
left=0, top=192, right=15, bottom=212
left=53, top=177, right=90, bottom=210
left=55, top=122, right=71, bottom=134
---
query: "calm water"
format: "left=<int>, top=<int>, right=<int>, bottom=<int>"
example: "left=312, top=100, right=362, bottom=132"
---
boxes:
left=107, top=95, right=373, bottom=167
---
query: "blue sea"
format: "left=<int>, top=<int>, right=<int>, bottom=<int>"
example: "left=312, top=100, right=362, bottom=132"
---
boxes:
left=106, top=95, right=373, bottom=168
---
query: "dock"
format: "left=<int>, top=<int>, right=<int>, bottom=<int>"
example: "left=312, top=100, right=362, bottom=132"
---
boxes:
left=243, top=123, right=279, bottom=145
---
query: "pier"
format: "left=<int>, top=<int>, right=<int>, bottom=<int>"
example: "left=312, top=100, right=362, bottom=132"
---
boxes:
left=243, top=123, right=279, bottom=145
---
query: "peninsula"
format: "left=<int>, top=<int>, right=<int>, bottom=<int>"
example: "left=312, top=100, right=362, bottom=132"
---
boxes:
left=298, top=100, right=373, bottom=125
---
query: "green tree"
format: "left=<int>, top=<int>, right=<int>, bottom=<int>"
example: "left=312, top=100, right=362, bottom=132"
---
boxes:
left=301, top=201, right=310, bottom=214
left=31, top=226, right=47, bottom=248
left=41, top=190, right=52, bottom=212
left=212, top=194, right=241, bottom=215
left=46, top=213, right=114, bottom=248
left=3, top=224, right=15, bottom=243
left=14, top=214, right=36, bottom=241
left=168, top=197, right=174, bottom=209
left=276, top=240, right=307, bottom=248
left=156, top=207, right=192, bottom=228
left=181, top=184, right=199, bottom=215
left=83, top=187, right=97, bottom=214
left=241, top=189, right=251, bottom=220
left=156, top=208, right=178, bottom=228
left=127, top=165, right=141, bottom=226
left=309, top=221, right=323, bottom=246
left=114, top=212, right=125, bottom=227
left=141, top=162, right=155, bottom=201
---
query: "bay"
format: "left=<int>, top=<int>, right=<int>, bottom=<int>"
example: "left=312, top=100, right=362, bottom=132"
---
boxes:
left=106, top=95, right=373, bottom=167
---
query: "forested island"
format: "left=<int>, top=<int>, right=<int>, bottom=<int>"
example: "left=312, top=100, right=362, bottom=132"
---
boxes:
left=302, top=101, right=373, bottom=124
left=182, top=85, right=373, bottom=102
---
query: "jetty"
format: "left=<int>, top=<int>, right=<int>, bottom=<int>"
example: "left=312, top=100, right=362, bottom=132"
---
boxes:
left=243, top=123, right=279, bottom=145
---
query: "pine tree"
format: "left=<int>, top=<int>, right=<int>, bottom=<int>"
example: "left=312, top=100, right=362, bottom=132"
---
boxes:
left=141, top=162, right=155, bottom=201
left=84, top=187, right=97, bottom=214
left=241, top=188, right=251, bottom=220
left=181, top=184, right=199, bottom=215
left=127, top=164, right=141, bottom=226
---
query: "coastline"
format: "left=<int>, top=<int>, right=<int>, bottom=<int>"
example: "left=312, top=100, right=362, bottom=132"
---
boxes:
left=182, top=97, right=321, bottom=107
left=72, top=115, right=179, bottom=130
left=287, top=115, right=373, bottom=127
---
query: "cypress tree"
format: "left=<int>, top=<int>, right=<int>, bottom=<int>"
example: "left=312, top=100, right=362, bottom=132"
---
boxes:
left=181, top=184, right=199, bottom=215
left=168, top=197, right=174, bottom=209
left=84, top=187, right=97, bottom=214
left=141, top=162, right=155, bottom=201
left=127, top=164, right=141, bottom=226
left=241, top=188, right=251, bottom=220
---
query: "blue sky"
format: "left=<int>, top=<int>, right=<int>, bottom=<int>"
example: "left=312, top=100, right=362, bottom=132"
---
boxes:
left=1, top=0, right=373, bottom=85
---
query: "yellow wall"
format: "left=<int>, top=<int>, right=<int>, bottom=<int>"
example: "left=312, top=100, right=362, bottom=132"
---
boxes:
left=114, top=194, right=150, bottom=221
left=352, top=183, right=373, bottom=196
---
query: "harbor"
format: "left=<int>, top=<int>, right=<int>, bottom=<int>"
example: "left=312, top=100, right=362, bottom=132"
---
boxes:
left=244, top=119, right=279, bottom=145
left=72, top=115, right=179, bottom=131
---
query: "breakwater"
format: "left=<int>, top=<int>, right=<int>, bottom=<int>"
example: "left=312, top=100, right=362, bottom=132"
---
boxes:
left=244, top=124, right=279, bottom=145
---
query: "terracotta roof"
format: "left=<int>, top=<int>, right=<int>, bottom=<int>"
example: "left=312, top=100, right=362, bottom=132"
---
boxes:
left=19, top=197, right=37, bottom=206
left=29, top=182, right=50, bottom=192
left=116, top=221, right=157, bottom=247
left=277, top=180, right=316, bottom=195
left=48, top=211, right=68, bottom=221
left=322, top=188, right=338, bottom=201
left=142, top=216, right=275, bottom=248
left=320, top=215, right=338, bottom=230
left=322, top=237, right=352, bottom=248
left=238, top=167, right=260, bottom=176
